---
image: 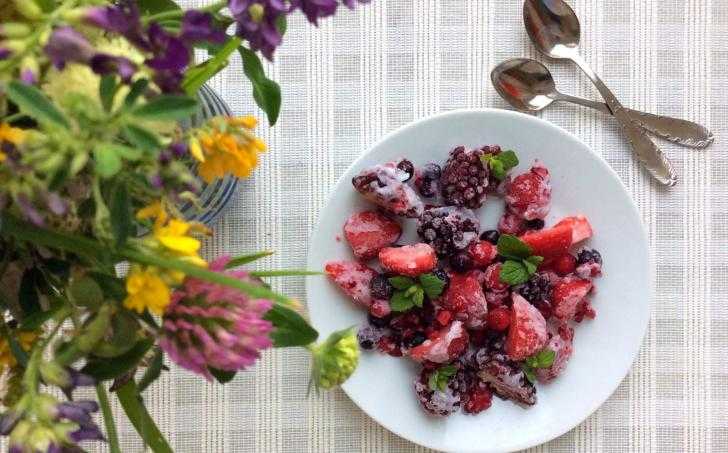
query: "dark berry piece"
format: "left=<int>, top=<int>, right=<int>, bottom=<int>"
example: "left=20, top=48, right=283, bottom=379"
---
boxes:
left=525, top=218, right=545, bottom=230
left=450, top=253, right=473, bottom=273
left=369, top=274, right=394, bottom=300
left=463, top=383, right=493, bottom=414
left=440, top=146, right=489, bottom=208
left=480, top=229, right=500, bottom=245
left=396, top=159, right=415, bottom=182
left=406, top=331, right=427, bottom=348
left=415, top=163, right=443, bottom=198
left=357, top=325, right=384, bottom=350
left=577, top=249, right=602, bottom=266
left=517, top=273, right=552, bottom=304
left=367, top=312, right=390, bottom=328
left=422, top=163, right=442, bottom=179
left=417, top=206, right=480, bottom=256
left=432, top=268, right=450, bottom=289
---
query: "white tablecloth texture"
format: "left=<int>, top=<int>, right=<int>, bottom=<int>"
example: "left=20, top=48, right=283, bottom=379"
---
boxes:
left=100, top=0, right=727, bottom=451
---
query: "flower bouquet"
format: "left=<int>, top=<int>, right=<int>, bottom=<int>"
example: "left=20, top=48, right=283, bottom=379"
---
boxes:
left=0, top=0, right=368, bottom=451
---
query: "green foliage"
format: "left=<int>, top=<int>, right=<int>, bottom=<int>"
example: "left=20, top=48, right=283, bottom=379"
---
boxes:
left=130, top=95, right=199, bottom=121
left=82, top=337, right=154, bottom=380
left=264, top=304, right=319, bottom=347
left=239, top=46, right=282, bottom=125
left=428, top=365, right=457, bottom=392
left=6, top=81, right=69, bottom=127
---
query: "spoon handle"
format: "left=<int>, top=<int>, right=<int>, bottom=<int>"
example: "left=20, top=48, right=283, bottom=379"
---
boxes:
left=569, top=53, right=678, bottom=186
left=555, top=93, right=714, bottom=148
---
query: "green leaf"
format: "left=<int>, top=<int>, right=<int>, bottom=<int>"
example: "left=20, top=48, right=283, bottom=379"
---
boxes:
left=104, top=143, right=144, bottom=161
left=82, top=337, right=154, bottom=381
left=388, top=276, right=415, bottom=290
left=93, top=145, right=123, bottom=178
left=481, top=150, right=519, bottom=181
left=131, top=95, right=198, bottom=121
left=523, top=365, right=536, bottom=384
left=264, top=304, right=319, bottom=347
left=6, top=81, right=69, bottom=127
left=116, top=380, right=174, bottom=453
left=239, top=46, right=282, bottom=125
left=121, top=124, right=160, bottom=151
left=523, top=255, right=543, bottom=276
left=534, top=348, right=556, bottom=368
left=412, top=287, right=425, bottom=307
left=18, top=268, right=41, bottom=317
left=428, top=365, right=457, bottom=392
left=208, top=367, right=236, bottom=384
left=123, top=79, right=150, bottom=108
left=19, top=298, right=64, bottom=331
left=138, top=0, right=181, bottom=15
left=182, top=37, right=241, bottom=95
left=109, top=181, right=133, bottom=247
left=499, top=260, right=530, bottom=285
left=99, top=75, right=118, bottom=112
left=498, top=150, right=519, bottom=169
left=35, top=0, right=54, bottom=12
left=68, top=276, right=104, bottom=309
left=525, top=255, right=544, bottom=266
left=389, top=291, right=414, bottom=312
left=138, top=348, right=164, bottom=393
left=93, top=311, right=140, bottom=358
left=275, top=15, right=287, bottom=35
left=497, top=234, right=533, bottom=260
left=225, top=251, right=274, bottom=268
left=419, top=273, right=445, bottom=299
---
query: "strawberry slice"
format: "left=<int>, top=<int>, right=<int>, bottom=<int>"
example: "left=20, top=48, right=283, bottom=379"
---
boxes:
left=378, top=243, right=437, bottom=277
left=324, top=260, right=379, bottom=308
left=520, top=225, right=572, bottom=258
left=468, top=241, right=497, bottom=268
left=441, top=272, right=488, bottom=329
left=505, top=294, right=549, bottom=361
left=409, top=320, right=469, bottom=363
left=343, top=211, right=402, bottom=260
left=552, top=277, right=593, bottom=320
left=554, top=215, right=593, bottom=244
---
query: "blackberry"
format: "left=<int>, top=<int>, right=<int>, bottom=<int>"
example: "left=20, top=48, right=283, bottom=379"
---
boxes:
left=396, top=159, right=415, bottom=182
left=480, top=230, right=500, bottom=245
left=440, top=146, right=489, bottom=208
left=357, top=325, right=385, bottom=350
left=415, top=163, right=442, bottom=198
left=450, top=253, right=473, bottom=273
left=524, top=218, right=545, bottom=230
left=517, top=273, right=552, bottom=304
left=432, top=268, right=450, bottom=289
left=577, top=249, right=602, bottom=266
left=417, top=206, right=480, bottom=255
left=370, top=274, right=394, bottom=300
left=405, top=331, right=427, bottom=348
left=367, top=312, right=390, bottom=328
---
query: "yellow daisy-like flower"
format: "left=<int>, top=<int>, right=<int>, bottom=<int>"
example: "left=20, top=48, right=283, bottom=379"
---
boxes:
left=123, top=267, right=171, bottom=315
left=190, top=116, right=267, bottom=183
left=0, top=331, right=36, bottom=368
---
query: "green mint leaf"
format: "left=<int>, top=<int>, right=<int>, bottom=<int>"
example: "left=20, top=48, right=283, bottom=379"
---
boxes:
left=390, top=291, right=414, bottom=312
left=490, top=159, right=506, bottom=180
left=412, top=287, right=425, bottom=307
left=419, top=273, right=445, bottom=299
left=536, top=348, right=556, bottom=368
left=389, top=276, right=416, bottom=290
left=497, top=234, right=533, bottom=260
left=439, top=365, right=457, bottom=377
left=523, top=259, right=537, bottom=275
left=428, top=365, right=458, bottom=392
left=499, top=260, right=530, bottom=285
left=523, top=365, right=536, bottom=384
left=428, top=373, right=439, bottom=391
left=498, top=150, right=519, bottom=170
left=525, top=255, right=544, bottom=266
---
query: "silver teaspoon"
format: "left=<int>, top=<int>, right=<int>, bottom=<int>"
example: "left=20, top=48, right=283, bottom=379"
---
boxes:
left=492, top=58, right=714, bottom=149
left=523, top=0, right=678, bottom=186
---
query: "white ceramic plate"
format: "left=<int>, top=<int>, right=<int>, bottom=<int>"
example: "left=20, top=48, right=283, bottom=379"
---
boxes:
left=306, top=109, right=650, bottom=453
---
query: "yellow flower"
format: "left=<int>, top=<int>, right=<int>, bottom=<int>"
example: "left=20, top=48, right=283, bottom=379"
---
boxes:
left=137, top=200, right=168, bottom=229
left=123, top=267, right=171, bottom=315
left=0, top=123, right=25, bottom=145
left=0, top=331, right=36, bottom=368
left=190, top=116, right=267, bottom=183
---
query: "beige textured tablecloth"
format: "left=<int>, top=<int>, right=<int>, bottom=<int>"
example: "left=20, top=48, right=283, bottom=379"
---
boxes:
left=110, top=0, right=726, bottom=451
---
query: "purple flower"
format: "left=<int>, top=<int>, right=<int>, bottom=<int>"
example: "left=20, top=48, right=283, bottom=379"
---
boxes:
left=83, top=0, right=147, bottom=49
left=0, top=411, right=20, bottom=436
left=19, top=68, right=36, bottom=85
left=44, top=26, right=95, bottom=69
left=291, top=0, right=338, bottom=25
left=160, top=256, right=273, bottom=380
left=181, top=10, right=228, bottom=44
left=16, top=194, right=44, bottom=227
left=45, top=192, right=68, bottom=216
left=169, top=142, right=188, bottom=158
left=0, top=48, right=10, bottom=60
left=90, top=54, right=137, bottom=82
left=229, top=0, right=288, bottom=60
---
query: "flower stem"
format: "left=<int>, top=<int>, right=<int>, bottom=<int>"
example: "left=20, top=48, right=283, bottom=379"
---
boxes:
left=143, top=0, right=229, bottom=25
left=96, top=383, right=122, bottom=453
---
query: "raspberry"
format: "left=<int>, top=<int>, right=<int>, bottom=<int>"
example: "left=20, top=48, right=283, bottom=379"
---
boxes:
left=417, top=206, right=480, bottom=256
left=550, top=253, right=577, bottom=276
left=369, top=274, right=394, bottom=300
left=436, top=310, right=452, bottom=326
left=517, top=273, right=552, bottom=304
left=440, top=146, right=489, bottom=209
left=462, top=382, right=493, bottom=414
left=480, top=230, right=500, bottom=245
left=504, top=162, right=551, bottom=221
left=487, top=307, right=511, bottom=331
left=468, top=241, right=497, bottom=268
left=476, top=350, right=536, bottom=406
left=414, top=163, right=441, bottom=198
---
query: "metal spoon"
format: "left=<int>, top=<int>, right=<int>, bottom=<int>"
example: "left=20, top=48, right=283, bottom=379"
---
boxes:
left=492, top=58, right=714, bottom=149
left=523, top=0, right=678, bottom=186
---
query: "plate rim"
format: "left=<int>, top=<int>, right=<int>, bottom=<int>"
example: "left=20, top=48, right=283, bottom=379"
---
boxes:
left=305, top=107, right=652, bottom=452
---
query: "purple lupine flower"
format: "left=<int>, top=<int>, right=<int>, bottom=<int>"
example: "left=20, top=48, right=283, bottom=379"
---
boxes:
left=19, top=68, right=36, bottom=85
left=229, top=0, right=288, bottom=60
left=181, top=10, right=227, bottom=44
left=0, top=48, right=10, bottom=59
left=83, top=0, right=148, bottom=49
left=90, top=54, right=137, bottom=82
left=70, top=425, right=105, bottom=442
left=44, top=26, right=95, bottom=68
left=15, top=194, right=44, bottom=226
left=169, top=142, right=188, bottom=158
left=55, top=401, right=97, bottom=425
left=148, top=173, right=164, bottom=189
left=160, top=256, right=273, bottom=380
left=45, top=192, right=68, bottom=216
left=0, top=411, right=20, bottom=436
left=290, top=0, right=338, bottom=25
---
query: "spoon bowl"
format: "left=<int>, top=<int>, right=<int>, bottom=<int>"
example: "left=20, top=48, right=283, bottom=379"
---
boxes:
left=523, top=0, right=581, bottom=58
left=491, top=58, right=557, bottom=111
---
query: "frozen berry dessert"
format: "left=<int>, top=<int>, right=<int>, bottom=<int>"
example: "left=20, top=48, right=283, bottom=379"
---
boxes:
left=326, top=146, right=604, bottom=417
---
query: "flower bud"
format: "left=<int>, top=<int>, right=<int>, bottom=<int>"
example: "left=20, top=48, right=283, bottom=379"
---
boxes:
left=40, top=361, right=71, bottom=389
left=19, top=56, right=38, bottom=84
left=0, top=23, right=31, bottom=39
left=309, top=327, right=359, bottom=390
left=12, top=0, right=43, bottom=20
